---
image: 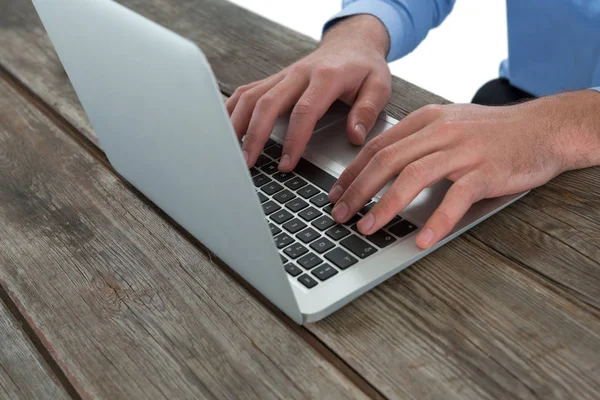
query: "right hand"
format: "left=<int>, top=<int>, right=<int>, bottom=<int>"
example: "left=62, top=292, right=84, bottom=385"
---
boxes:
left=225, top=15, right=392, bottom=172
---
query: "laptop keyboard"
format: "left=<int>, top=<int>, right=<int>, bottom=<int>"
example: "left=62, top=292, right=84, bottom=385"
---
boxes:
left=254, top=139, right=418, bottom=289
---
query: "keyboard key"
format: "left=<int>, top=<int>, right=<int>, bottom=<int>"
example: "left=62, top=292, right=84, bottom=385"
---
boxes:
left=323, top=204, right=333, bottom=215
left=383, top=215, right=402, bottom=229
left=283, top=218, right=307, bottom=234
left=255, top=154, right=271, bottom=168
left=325, top=248, right=358, bottom=270
left=340, top=235, right=378, bottom=259
left=264, top=138, right=276, bottom=149
left=253, top=173, right=272, bottom=187
left=358, top=202, right=375, bottom=215
left=262, top=200, right=281, bottom=215
left=250, top=167, right=261, bottom=177
left=270, top=209, right=294, bottom=224
left=284, top=177, right=308, bottom=191
left=269, top=223, right=281, bottom=236
left=273, top=171, right=294, bottom=183
left=310, top=237, right=335, bottom=254
left=310, top=193, right=330, bottom=207
left=257, top=191, right=268, bottom=203
left=273, top=233, right=294, bottom=249
left=285, top=198, right=308, bottom=212
left=294, top=158, right=337, bottom=192
left=298, top=206, right=322, bottom=221
left=296, top=227, right=320, bottom=244
left=261, top=162, right=279, bottom=175
left=325, top=225, right=351, bottom=241
left=280, top=254, right=287, bottom=264
left=264, top=143, right=283, bottom=159
left=298, top=274, right=318, bottom=289
left=298, top=185, right=320, bottom=199
left=366, top=230, right=397, bottom=248
left=284, top=263, right=302, bottom=277
left=297, top=253, right=323, bottom=270
left=283, top=243, right=309, bottom=259
left=388, top=219, right=418, bottom=237
left=273, top=189, right=296, bottom=204
left=312, top=264, right=338, bottom=281
left=261, top=182, right=283, bottom=195
left=311, top=215, right=336, bottom=231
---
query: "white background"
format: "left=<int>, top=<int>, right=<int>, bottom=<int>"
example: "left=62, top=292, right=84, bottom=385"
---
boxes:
left=227, top=0, right=508, bottom=103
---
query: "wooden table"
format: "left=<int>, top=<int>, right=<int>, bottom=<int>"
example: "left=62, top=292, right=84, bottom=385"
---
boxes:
left=1, top=0, right=600, bottom=398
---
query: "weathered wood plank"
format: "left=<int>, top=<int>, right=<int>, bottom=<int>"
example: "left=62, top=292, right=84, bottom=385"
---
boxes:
left=0, top=292, right=71, bottom=400
left=0, top=77, right=368, bottom=399
left=2, top=1, right=600, bottom=399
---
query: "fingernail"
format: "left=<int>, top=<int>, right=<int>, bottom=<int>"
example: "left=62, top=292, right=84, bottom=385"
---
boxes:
left=329, top=185, right=344, bottom=202
left=419, top=228, right=435, bottom=248
left=279, top=154, right=291, bottom=170
left=358, top=213, right=375, bottom=233
left=242, top=150, right=249, bottom=164
left=355, top=124, right=367, bottom=139
left=332, top=201, right=348, bottom=221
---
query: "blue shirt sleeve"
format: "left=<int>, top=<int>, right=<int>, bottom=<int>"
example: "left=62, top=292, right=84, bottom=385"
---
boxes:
left=323, top=0, right=456, bottom=62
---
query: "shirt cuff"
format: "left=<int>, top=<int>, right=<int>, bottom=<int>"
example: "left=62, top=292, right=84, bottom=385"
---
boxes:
left=591, top=87, right=600, bottom=93
left=323, top=0, right=409, bottom=62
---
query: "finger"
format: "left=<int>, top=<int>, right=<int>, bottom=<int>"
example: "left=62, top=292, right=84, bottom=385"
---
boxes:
left=242, top=76, right=309, bottom=166
left=329, top=104, right=444, bottom=202
left=225, top=79, right=264, bottom=116
left=279, top=71, right=344, bottom=172
left=230, top=74, right=285, bottom=142
left=331, top=131, right=456, bottom=224
left=350, top=151, right=471, bottom=234
left=346, top=74, right=391, bottom=145
left=416, top=173, right=488, bottom=249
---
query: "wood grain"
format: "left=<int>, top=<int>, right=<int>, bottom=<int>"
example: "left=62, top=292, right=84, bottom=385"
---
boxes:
left=0, top=76, right=368, bottom=399
left=2, top=0, right=600, bottom=399
left=0, top=292, right=71, bottom=400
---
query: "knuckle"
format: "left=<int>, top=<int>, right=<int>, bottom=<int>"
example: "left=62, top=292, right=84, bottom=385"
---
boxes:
left=338, top=168, right=357, bottom=187
left=376, top=192, right=400, bottom=216
left=233, top=84, right=251, bottom=96
left=291, top=99, right=315, bottom=119
left=357, top=100, right=380, bottom=120
left=434, top=208, right=454, bottom=231
left=363, top=135, right=386, bottom=159
left=419, top=104, right=444, bottom=118
left=372, top=146, right=397, bottom=169
left=238, top=91, right=257, bottom=106
left=255, top=94, right=275, bottom=113
left=289, top=63, right=310, bottom=76
left=403, top=160, right=428, bottom=182
left=313, top=64, right=337, bottom=78
left=341, top=184, right=365, bottom=207
left=453, top=180, right=476, bottom=201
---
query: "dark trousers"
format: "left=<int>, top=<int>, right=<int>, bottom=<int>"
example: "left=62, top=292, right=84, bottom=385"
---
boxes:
left=472, top=78, right=535, bottom=106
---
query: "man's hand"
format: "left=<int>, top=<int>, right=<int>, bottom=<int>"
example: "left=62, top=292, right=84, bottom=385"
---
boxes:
left=226, top=15, right=392, bottom=171
left=328, top=90, right=600, bottom=249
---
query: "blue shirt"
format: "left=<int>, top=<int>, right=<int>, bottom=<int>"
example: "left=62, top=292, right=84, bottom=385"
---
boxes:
left=325, top=0, right=600, bottom=96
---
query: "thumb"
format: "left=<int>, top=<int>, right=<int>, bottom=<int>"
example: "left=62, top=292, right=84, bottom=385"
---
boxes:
left=347, top=75, right=391, bottom=145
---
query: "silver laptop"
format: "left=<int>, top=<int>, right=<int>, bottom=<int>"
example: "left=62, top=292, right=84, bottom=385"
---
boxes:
left=33, top=0, right=527, bottom=324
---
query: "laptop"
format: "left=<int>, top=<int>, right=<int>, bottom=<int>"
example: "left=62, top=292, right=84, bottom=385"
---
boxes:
left=33, top=0, right=527, bottom=324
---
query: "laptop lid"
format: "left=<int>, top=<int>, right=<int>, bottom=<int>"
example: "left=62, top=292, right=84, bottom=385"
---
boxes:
left=32, top=0, right=303, bottom=323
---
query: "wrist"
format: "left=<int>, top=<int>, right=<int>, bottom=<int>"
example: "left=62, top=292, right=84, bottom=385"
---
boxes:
left=322, top=15, right=390, bottom=60
left=550, top=90, right=600, bottom=171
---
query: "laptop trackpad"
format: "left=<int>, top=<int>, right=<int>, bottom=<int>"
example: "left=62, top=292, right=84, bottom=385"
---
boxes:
left=306, top=118, right=394, bottom=168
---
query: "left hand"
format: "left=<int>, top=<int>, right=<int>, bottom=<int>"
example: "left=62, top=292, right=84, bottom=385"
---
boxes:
left=328, top=90, right=600, bottom=249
